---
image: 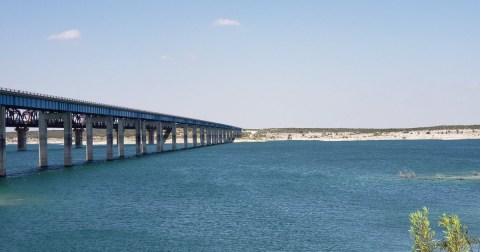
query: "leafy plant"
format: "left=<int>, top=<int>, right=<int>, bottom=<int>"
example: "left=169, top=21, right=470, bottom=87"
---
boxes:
left=410, top=207, right=435, bottom=252
left=409, top=208, right=480, bottom=251
left=437, top=214, right=472, bottom=252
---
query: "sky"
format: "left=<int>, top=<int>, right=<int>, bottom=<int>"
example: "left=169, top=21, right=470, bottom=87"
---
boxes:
left=0, top=1, right=479, bottom=129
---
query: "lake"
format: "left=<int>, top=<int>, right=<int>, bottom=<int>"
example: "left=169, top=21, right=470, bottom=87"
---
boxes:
left=1, top=140, right=480, bottom=251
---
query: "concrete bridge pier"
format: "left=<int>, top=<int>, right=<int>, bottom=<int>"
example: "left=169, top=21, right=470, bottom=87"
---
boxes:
left=86, top=116, right=113, bottom=161
left=38, top=112, right=72, bottom=167
left=200, top=127, right=205, bottom=146
left=207, top=127, right=211, bottom=146
left=212, top=127, right=215, bottom=145
left=135, top=119, right=142, bottom=156
left=142, top=121, right=147, bottom=154
left=0, top=106, right=6, bottom=177
left=193, top=126, right=197, bottom=147
left=106, top=117, right=113, bottom=161
left=117, top=120, right=125, bottom=158
left=86, top=118, right=93, bottom=161
left=212, top=128, right=216, bottom=144
left=148, top=129, right=155, bottom=145
left=156, top=121, right=163, bottom=153
left=219, top=129, right=222, bottom=143
left=172, top=123, right=177, bottom=150
left=63, top=113, right=73, bottom=167
left=183, top=125, right=188, bottom=149
left=15, top=126, right=28, bottom=151
left=38, top=112, right=48, bottom=167
left=74, top=128, right=83, bottom=148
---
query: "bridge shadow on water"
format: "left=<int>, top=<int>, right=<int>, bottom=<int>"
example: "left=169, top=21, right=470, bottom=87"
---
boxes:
left=5, top=143, right=195, bottom=177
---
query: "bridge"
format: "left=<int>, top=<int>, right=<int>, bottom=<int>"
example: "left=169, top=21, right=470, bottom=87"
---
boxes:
left=0, top=87, right=242, bottom=177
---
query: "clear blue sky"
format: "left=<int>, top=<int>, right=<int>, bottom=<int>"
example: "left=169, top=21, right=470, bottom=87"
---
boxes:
left=1, top=1, right=479, bottom=128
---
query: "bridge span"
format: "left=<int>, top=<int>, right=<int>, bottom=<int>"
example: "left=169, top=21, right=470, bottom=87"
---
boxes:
left=0, top=87, right=242, bottom=177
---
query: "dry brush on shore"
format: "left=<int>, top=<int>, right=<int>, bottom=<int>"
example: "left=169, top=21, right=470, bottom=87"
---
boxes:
left=238, top=125, right=480, bottom=142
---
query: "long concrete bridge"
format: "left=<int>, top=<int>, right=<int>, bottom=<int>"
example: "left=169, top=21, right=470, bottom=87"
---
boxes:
left=0, top=87, right=242, bottom=177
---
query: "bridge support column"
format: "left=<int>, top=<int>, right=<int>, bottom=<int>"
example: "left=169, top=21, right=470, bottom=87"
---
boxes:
left=118, top=120, right=125, bottom=158
left=156, top=121, right=163, bottom=153
left=63, top=113, right=73, bottom=167
left=15, top=126, right=28, bottom=151
left=39, top=112, right=48, bottom=167
left=135, top=119, right=142, bottom=156
left=0, top=106, right=6, bottom=177
left=172, top=123, right=177, bottom=150
left=207, top=127, right=211, bottom=146
left=193, top=126, right=197, bottom=147
left=183, top=125, right=188, bottom=149
left=212, top=128, right=216, bottom=145
left=74, top=128, right=83, bottom=148
left=87, top=116, right=114, bottom=161
left=200, top=127, right=205, bottom=146
left=106, top=117, right=113, bottom=161
left=142, top=121, right=147, bottom=154
left=214, top=128, right=218, bottom=144
left=148, top=129, right=155, bottom=145
left=86, top=118, right=93, bottom=161
left=38, top=112, right=72, bottom=167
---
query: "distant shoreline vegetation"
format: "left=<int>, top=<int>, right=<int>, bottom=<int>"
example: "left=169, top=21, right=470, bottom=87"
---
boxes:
left=239, top=125, right=480, bottom=142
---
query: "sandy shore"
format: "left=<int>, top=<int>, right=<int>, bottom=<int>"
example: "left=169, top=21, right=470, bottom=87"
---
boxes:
left=7, top=128, right=480, bottom=145
left=237, top=128, right=480, bottom=142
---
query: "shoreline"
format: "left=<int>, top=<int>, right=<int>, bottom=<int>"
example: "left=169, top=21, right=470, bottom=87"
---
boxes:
left=238, top=128, right=480, bottom=142
left=7, top=127, right=480, bottom=144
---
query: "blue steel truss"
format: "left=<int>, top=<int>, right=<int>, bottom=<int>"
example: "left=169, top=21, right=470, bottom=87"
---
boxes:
left=0, top=87, right=241, bottom=130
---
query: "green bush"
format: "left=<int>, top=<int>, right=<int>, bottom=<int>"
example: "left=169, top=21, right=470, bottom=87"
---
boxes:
left=409, top=207, right=479, bottom=252
left=410, top=207, right=435, bottom=252
left=438, top=214, right=472, bottom=252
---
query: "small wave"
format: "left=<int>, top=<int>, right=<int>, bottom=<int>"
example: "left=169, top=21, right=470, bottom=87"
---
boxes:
left=398, top=169, right=416, bottom=179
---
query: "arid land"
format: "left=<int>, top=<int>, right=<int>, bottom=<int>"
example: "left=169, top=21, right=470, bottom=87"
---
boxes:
left=237, top=125, right=480, bottom=142
left=7, top=125, right=480, bottom=145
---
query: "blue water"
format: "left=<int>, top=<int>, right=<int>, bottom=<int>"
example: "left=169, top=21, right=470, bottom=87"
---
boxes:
left=1, top=140, right=480, bottom=251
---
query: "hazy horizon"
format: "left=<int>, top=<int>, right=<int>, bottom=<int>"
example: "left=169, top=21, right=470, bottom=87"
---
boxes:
left=1, top=1, right=479, bottom=129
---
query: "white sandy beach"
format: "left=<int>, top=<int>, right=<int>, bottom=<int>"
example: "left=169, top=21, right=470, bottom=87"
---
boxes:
left=237, top=128, right=480, bottom=142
